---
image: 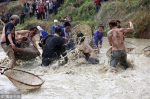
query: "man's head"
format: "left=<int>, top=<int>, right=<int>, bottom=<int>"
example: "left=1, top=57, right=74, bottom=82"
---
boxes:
left=64, top=21, right=71, bottom=32
left=109, top=20, right=117, bottom=29
left=10, top=15, right=19, bottom=26
left=116, top=20, right=121, bottom=27
left=29, top=26, right=38, bottom=37
left=55, top=27, right=62, bottom=36
left=54, top=19, right=58, bottom=25
left=76, top=33, right=85, bottom=44
left=98, top=24, right=104, bottom=32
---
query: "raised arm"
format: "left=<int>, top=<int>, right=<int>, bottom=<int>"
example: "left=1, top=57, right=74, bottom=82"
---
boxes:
left=120, top=21, right=134, bottom=33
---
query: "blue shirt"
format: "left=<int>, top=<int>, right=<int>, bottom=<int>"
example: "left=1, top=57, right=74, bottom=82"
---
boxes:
left=60, top=28, right=71, bottom=38
left=39, top=30, right=48, bottom=40
left=93, top=30, right=104, bottom=46
left=51, top=24, right=63, bottom=34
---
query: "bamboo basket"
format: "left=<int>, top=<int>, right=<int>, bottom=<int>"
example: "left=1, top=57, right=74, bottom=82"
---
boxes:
left=13, top=44, right=40, bottom=61
left=1, top=67, right=44, bottom=90
left=143, top=46, right=150, bottom=57
left=71, top=23, right=92, bottom=44
left=106, top=41, right=136, bottom=57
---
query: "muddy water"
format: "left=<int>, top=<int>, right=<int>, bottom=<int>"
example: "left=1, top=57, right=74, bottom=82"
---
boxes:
left=0, top=37, right=150, bottom=99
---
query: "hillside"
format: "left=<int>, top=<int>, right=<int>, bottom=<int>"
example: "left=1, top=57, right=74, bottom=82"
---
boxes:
left=0, top=0, right=150, bottom=38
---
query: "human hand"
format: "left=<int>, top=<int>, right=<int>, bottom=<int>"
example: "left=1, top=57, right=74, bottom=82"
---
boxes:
left=11, top=44, right=15, bottom=49
left=129, top=21, right=132, bottom=25
left=22, top=36, right=27, bottom=41
left=94, top=45, right=98, bottom=49
left=98, top=45, right=102, bottom=48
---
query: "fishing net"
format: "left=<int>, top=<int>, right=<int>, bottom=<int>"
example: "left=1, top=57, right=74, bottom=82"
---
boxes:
left=106, top=41, right=136, bottom=57
left=13, top=46, right=40, bottom=61
left=3, top=69, right=44, bottom=90
left=71, top=23, right=92, bottom=44
left=142, top=46, right=150, bottom=57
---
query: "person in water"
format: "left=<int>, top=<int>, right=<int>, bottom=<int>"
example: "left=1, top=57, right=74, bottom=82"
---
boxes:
left=15, top=26, right=39, bottom=49
left=75, top=33, right=99, bottom=64
left=42, top=27, right=67, bottom=66
left=107, top=20, right=134, bottom=69
left=0, top=15, right=20, bottom=68
left=93, top=24, right=104, bottom=49
left=36, top=25, right=48, bottom=49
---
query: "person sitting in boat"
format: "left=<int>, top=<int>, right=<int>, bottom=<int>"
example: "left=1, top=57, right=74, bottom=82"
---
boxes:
left=75, top=33, right=99, bottom=64
left=93, top=24, right=104, bottom=49
left=15, top=26, right=39, bottom=49
left=42, top=27, right=67, bottom=66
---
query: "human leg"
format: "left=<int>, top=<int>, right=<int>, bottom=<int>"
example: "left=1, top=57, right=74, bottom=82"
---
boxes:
left=120, top=52, right=129, bottom=69
left=110, top=51, right=121, bottom=67
left=1, top=44, right=16, bottom=68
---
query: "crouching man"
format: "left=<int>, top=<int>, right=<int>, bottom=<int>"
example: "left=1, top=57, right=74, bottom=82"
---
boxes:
left=42, top=27, right=67, bottom=66
left=75, top=33, right=99, bottom=64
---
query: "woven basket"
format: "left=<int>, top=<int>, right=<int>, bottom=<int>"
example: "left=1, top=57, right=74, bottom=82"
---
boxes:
left=13, top=46, right=40, bottom=61
left=3, top=69, right=44, bottom=90
left=143, top=46, right=150, bottom=57
left=72, top=23, right=92, bottom=44
left=106, top=41, right=136, bottom=57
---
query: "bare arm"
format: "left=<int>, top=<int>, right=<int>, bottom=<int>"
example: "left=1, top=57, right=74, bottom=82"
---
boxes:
left=120, top=21, right=134, bottom=33
left=15, top=30, right=29, bottom=36
left=32, top=37, right=38, bottom=50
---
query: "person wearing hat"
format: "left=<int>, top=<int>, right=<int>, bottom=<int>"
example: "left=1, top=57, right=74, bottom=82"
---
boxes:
left=37, top=26, right=48, bottom=49
left=51, top=19, right=63, bottom=34
left=93, top=24, right=104, bottom=49
left=37, top=26, right=48, bottom=41
left=75, top=33, right=99, bottom=64
left=0, top=15, right=20, bottom=68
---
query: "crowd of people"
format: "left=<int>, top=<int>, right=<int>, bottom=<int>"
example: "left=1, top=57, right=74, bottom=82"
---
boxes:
left=0, top=0, right=135, bottom=71
left=0, top=14, right=134, bottom=71
left=23, top=0, right=64, bottom=20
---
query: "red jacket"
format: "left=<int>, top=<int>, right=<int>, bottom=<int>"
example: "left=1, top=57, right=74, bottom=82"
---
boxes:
left=38, top=5, right=44, bottom=13
left=94, top=0, right=101, bottom=5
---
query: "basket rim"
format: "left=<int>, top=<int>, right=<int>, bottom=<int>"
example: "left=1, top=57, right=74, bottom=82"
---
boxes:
left=4, top=69, right=44, bottom=87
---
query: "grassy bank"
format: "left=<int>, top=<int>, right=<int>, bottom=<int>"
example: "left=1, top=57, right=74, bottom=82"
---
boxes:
left=0, top=0, right=150, bottom=38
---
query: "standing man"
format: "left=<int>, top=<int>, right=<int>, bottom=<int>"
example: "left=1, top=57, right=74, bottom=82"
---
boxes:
left=61, top=21, right=74, bottom=50
left=23, top=1, right=29, bottom=13
left=1, top=15, right=19, bottom=68
left=53, top=0, right=58, bottom=15
left=107, top=20, right=134, bottom=69
left=51, top=19, right=62, bottom=34
left=94, top=0, right=101, bottom=13
left=116, top=20, right=122, bottom=28
left=42, top=27, right=66, bottom=66
left=93, top=24, right=104, bottom=49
